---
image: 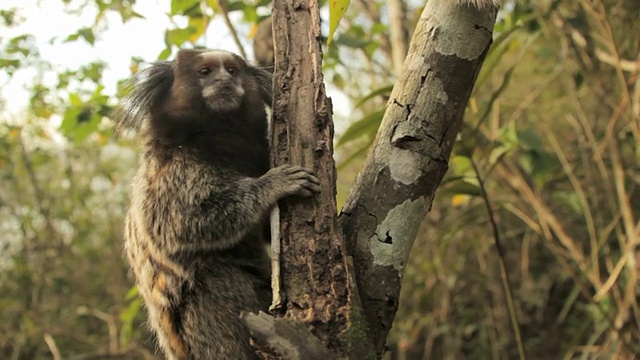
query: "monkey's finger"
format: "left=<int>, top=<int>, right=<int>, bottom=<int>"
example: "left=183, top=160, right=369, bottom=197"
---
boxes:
left=268, top=165, right=307, bottom=177
left=288, top=170, right=320, bottom=184
left=301, top=182, right=321, bottom=194
left=277, top=165, right=306, bottom=174
left=296, top=189, right=316, bottom=197
left=305, top=174, right=321, bottom=185
left=280, top=165, right=317, bottom=177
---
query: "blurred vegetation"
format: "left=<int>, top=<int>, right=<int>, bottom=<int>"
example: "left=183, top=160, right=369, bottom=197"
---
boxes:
left=0, top=0, right=638, bottom=359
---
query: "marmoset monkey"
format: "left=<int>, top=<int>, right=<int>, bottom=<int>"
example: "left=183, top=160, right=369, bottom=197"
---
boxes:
left=115, top=49, right=320, bottom=360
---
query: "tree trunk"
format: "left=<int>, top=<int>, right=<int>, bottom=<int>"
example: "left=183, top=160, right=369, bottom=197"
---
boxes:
left=338, top=0, right=499, bottom=355
left=260, top=0, right=373, bottom=357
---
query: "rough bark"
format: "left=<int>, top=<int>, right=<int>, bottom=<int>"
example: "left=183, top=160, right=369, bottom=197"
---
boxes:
left=338, top=0, right=499, bottom=354
left=266, top=0, right=373, bottom=357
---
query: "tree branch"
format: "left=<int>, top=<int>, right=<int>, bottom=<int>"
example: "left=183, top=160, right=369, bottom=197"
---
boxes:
left=339, top=0, right=499, bottom=353
left=213, top=0, right=247, bottom=58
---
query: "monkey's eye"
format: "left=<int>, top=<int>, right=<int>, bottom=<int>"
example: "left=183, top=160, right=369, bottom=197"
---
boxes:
left=198, top=67, right=212, bottom=77
left=226, top=66, right=238, bottom=75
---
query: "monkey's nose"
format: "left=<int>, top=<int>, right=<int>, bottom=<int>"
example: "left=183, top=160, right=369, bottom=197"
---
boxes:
left=214, top=73, right=234, bottom=82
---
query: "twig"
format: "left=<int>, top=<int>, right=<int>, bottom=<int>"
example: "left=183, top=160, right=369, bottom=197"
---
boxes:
left=269, top=205, right=284, bottom=311
left=17, top=135, right=56, bottom=241
left=76, top=306, right=119, bottom=354
left=213, top=0, right=247, bottom=58
left=43, top=334, right=61, bottom=360
left=498, top=162, right=640, bottom=348
left=471, top=159, right=526, bottom=360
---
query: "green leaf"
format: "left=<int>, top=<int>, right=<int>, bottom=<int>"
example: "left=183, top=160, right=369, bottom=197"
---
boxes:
left=337, top=109, right=384, bottom=147
left=226, top=0, right=247, bottom=12
left=242, top=6, right=258, bottom=23
left=449, top=155, right=473, bottom=178
left=166, top=27, right=199, bottom=47
left=171, top=0, right=200, bottom=15
left=440, top=179, right=482, bottom=197
left=335, top=34, right=368, bottom=48
left=328, top=0, right=351, bottom=45
left=353, top=85, right=393, bottom=110
left=456, top=127, right=478, bottom=158
left=0, top=9, right=16, bottom=26
left=158, top=47, right=172, bottom=60
left=187, top=16, right=208, bottom=42
left=64, top=28, right=96, bottom=45
left=61, top=92, right=103, bottom=143
left=573, top=72, right=584, bottom=89
left=337, top=141, right=371, bottom=170
left=0, top=58, right=21, bottom=74
left=124, top=286, right=139, bottom=301
left=332, top=73, right=345, bottom=90
left=120, top=295, right=142, bottom=347
left=520, top=149, right=555, bottom=188
left=478, top=25, right=538, bottom=87
left=6, top=35, right=34, bottom=56
left=498, top=121, right=519, bottom=149
left=516, top=129, right=544, bottom=151
left=553, top=191, right=583, bottom=215
left=488, top=143, right=510, bottom=166
left=363, top=42, right=379, bottom=57
left=65, top=33, right=80, bottom=42
left=371, top=23, right=387, bottom=35
left=81, top=62, right=106, bottom=83
left=68, top=93, right=83, bottom=107
left=78, top=28, right=95, bottom=45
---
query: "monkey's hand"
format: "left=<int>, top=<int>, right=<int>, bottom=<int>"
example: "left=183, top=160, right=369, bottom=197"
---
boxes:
left=261, top=165, right=321, bottom=199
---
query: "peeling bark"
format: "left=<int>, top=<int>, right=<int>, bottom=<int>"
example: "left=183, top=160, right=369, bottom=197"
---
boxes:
left=339, top=1, right=499, bottom=354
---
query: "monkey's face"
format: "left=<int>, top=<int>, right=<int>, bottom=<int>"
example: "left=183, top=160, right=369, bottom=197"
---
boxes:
left=195, top=50, right=248, bottom=113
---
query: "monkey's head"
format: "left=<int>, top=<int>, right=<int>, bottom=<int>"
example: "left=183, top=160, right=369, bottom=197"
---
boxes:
left=173, top=49, right=267, bottom=114
left=114, top=48, right=272, bottom=137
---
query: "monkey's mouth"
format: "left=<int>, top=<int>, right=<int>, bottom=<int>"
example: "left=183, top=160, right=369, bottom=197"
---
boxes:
left=202, top=84, right=244, bottom=113
left=204, top=83, right=243, bottom=99
left=216, top=86, right=240, bottom=99
left=205, top=92, right=242, bottom=113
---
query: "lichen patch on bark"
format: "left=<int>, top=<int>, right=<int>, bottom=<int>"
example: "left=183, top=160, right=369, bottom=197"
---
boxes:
left=425, top=2, right=494, bottom=60
left=389, top=149, right=423, bottom=185
left=369, top=197, right=428, bottom=274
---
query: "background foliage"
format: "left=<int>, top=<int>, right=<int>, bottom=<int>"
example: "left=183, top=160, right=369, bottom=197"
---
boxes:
left=0, top=0, right=638, bottom=359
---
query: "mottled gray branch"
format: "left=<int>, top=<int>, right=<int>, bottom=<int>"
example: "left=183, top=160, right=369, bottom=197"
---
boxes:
left=339, top=0, right=499, bottom=354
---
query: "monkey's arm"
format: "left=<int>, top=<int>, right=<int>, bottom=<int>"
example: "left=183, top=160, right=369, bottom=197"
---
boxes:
left=149, top=165, right=319, bottom=256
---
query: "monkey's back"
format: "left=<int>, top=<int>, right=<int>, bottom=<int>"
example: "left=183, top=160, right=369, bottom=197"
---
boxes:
left=124, top=146, right=271, bottom=360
